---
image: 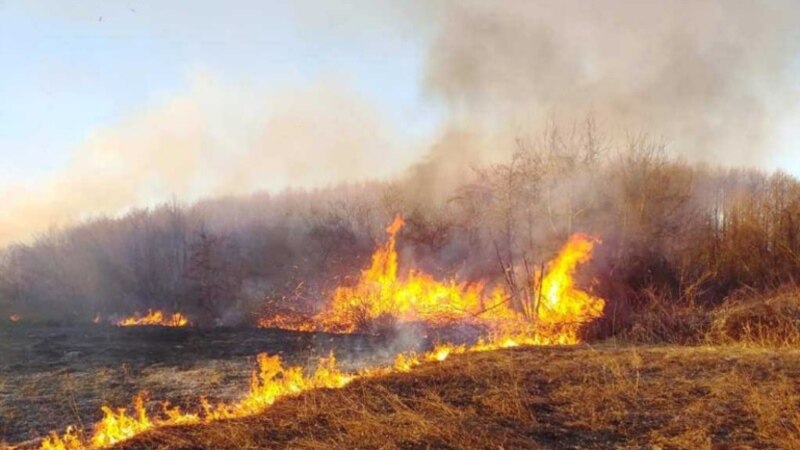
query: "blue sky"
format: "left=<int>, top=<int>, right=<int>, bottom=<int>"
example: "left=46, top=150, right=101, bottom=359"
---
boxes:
left=0, top=0, right=442, bottom=184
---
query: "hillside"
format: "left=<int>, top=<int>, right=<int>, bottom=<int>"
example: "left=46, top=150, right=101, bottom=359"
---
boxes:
left=112, top=344, right=800, bottom=450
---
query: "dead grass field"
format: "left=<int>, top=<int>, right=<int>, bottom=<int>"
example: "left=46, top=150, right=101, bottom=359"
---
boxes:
left=5, top=291, right=800, bottom=449
left=0, top=325, right=404, bottom=445
left=112, top=344, right=800, bottom=450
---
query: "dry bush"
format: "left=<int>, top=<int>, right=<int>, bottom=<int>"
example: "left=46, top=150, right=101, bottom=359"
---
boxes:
left=706, top=287, right=800, bottom=347
left=609, top=285, right=800, bottom=347
left=609, top=288, right=711, bottom=345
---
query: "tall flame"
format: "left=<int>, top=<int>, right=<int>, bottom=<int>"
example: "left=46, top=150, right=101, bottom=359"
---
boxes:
left=261, top=215, right=517, bottom=333
left=260, top=215, right=605, bottom=344
left=537, top=233, right=604, bottom=324
left=116, top=310, right=190, bottom=327
left=532, top=233, right=606, bottom=343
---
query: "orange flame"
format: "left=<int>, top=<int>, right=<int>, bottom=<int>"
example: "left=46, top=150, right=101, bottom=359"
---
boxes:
left=36, top=352, right=358, bottom=449
left=33, top=220, right=606, bottom=450
left=261, top=215, right=519, bottom=333
left=36, top=326, right=604, bottom=450
left=8, top=313, right=21, bottom=322
left=260, top=215, right=605, bottom=345
left=532, top=233, right=606, bottom=344
left=116, top=310, right=189, bottom=327
left=538, top=234, right=604, bottom=323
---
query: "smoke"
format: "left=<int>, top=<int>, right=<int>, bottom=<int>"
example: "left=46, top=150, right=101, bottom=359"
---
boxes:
left=423, top=0, right=800, bottom=166
left=2, top=0, right=798, bottom=245
left=0, top=75, right=420, bottom=245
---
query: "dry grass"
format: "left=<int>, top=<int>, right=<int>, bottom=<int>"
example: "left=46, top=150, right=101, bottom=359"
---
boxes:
left=114, top=344, right=800, bottom=450
left=708, top=289, right=800, bottom=347
left=616, top=287, right=800, bottom=348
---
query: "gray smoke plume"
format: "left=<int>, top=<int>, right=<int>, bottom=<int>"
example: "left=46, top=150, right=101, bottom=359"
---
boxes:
left=423, top=0, right=800, bottom=167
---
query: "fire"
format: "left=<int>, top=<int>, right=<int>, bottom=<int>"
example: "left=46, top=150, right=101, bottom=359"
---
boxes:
left=91, top=394, right=153, bottom=447
left=531, top=233, right=606, bottom=344
left=261, top=215, right=521, bottom=334
left=38, top=426, right=81, bottom=450
left=8, top=313, right=21, bottom=322
left=31, top=220, right=606, bottom=450
left=537, top=233, right=605, bottom=324
left=260, top=215, right=605, bottom=345
left=36, top=352, right=358, bottom=450
left=116, top=310, right=190, bottom=327
left=33, top=321, right=605, bottom=450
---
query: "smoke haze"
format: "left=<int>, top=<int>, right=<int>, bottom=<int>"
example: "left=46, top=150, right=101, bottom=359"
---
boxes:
left=1, top=0, right=798, bottom=245
left=0, top=76, right=419, bottom=245
left=425, top=0, right=800, bottom=165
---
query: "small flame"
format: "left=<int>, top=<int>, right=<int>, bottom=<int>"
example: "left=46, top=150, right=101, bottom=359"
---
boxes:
left=116, top=310, right=189, bottom=327
left=38, top=426, right=82, bottom=450
left=8, top=313, right=21, bottom=322
left=91, top=394, right=153, bottom=447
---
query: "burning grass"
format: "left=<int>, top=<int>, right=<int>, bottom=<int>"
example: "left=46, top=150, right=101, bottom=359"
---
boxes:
left=2, top=217, right=619, bottom=449
left=106, top=344, right=800, bottom=449
left=259, top=215, right=605, bottom=344
left=0, top=326, right=390, bottom=448
left=116, top=311, right=190, bottom=328
left=12, top=214, right=800, bottom=449
left=26, top=333, right=584, bottom=450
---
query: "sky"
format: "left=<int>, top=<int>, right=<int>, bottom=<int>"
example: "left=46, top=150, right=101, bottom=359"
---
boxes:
left=0, top=0, right=798, bottom=244
left=0, top=0, right=442, bottom=184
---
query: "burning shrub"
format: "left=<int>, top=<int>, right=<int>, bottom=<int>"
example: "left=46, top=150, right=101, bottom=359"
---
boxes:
left=260, top=215, right=606, bottom=345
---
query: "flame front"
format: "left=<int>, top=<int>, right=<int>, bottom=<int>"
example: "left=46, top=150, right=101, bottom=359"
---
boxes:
left=116, top=310, right=190, bottom=327
left=37, top=352, right=358, bottom=450
left=261, top=215, right=605, bottom=345
left=262, top=215, right=520, bottom=334
left=35, top=219, right=607, bottom=450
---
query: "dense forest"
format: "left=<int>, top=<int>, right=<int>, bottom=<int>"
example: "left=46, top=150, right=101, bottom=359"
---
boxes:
left=2, top=123, right=798, bottom=329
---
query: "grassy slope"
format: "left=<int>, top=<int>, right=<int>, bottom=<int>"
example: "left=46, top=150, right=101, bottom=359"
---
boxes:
left=114, top=344, right=800, bottom=450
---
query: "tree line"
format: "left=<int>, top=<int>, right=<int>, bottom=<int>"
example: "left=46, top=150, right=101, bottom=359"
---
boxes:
left=1, top=122, right=798, bottom=327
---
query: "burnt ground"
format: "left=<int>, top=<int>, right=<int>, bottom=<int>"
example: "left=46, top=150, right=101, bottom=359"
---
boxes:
left=0, top=324, right=435, bottom=446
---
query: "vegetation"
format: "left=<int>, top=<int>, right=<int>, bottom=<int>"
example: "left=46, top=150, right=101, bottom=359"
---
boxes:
left=2, top=122, right=799, bottom=448
left=110, top=343, right=800, bottom=450
left=1, top=122, right=798, bottom=331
